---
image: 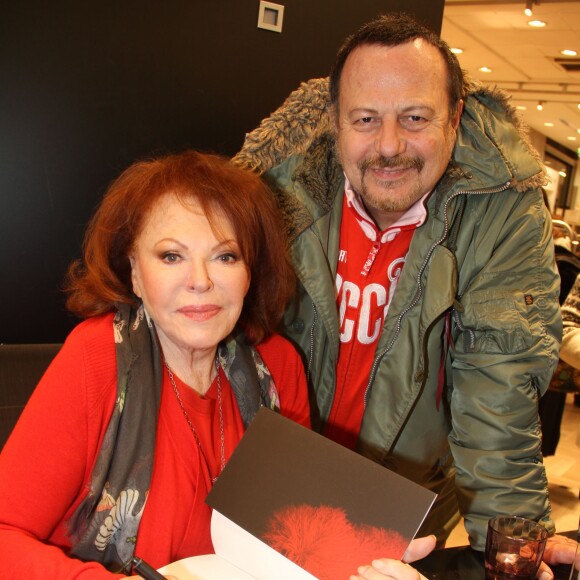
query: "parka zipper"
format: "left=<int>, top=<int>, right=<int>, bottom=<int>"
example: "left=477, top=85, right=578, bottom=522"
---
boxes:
left=362, top=179, right=514, bottom=408
left=306, top=304, right=318, bottom=386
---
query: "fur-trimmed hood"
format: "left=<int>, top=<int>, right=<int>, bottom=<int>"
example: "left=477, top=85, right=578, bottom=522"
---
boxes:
left=233, top=75, right=547, bottom=194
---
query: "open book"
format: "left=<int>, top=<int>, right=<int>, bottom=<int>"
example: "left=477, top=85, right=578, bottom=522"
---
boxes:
left=159, top=408, right=436, bottom=580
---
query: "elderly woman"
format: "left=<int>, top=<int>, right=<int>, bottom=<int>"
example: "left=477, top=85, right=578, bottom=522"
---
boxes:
left=0, top=150, right=436, bottom=580
left=0, top=150, right=311, bottom=578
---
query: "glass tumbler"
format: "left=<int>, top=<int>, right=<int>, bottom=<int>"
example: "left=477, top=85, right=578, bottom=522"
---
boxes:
left=484, top=516, right=548, bottom=579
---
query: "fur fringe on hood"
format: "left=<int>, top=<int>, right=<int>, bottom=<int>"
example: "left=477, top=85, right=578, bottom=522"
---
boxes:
left=462, top=74, right=547, bottom=191
left=233, top=75, right=547, bottom=192
left=233, top=77, right=332, bottom=174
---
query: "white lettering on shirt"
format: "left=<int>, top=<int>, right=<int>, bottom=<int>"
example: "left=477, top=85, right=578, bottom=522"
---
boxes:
left=358, top=283, right=387, bottom=344
left=338, top=280, right=359, bottom=342
left=388, top=257, right=406, bottom=281
left=336, top=257, right=405, bottom=345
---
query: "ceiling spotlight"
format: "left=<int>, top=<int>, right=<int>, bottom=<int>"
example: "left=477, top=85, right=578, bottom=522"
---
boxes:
left=478, top=66, right=492, bottom=73
left=544, top=122, right=554, bottom=127
left=528, top=19, right=547, bottom=27
left=524, top=0, right=534, bottom=17
left=537, top=101, right=544, bottom=111
left=561, top=49, right=578, bottom=57
left=450, top=47, right=464, bottom=55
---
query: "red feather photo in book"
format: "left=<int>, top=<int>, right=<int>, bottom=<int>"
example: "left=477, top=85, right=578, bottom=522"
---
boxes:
left=264, top=504, right=408, bottom=579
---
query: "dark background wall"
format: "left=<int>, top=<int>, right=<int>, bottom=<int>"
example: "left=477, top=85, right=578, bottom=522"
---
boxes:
left=1, top=1, right=444, bottom=344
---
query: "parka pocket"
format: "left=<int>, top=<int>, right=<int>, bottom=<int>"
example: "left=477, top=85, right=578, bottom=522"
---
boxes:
left=454, top=289, right=534, bottom=354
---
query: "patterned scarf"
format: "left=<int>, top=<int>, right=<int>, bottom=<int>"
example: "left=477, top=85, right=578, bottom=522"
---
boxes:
left=68, top=303, right=279, bottom=573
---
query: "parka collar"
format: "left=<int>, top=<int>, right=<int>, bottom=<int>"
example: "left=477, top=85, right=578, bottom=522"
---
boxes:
left=233, top=75, right=547, bottom=235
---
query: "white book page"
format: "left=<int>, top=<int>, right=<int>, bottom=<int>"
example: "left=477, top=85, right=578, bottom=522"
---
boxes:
left=158, top=553, right=254, bottom=579
left=157, top=511, right=316, bottom=580
left=210, top=510, right=316, bottom=580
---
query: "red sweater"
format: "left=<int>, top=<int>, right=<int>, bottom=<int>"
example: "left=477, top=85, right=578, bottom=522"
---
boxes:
left=0, top=314, right=310, bottom=578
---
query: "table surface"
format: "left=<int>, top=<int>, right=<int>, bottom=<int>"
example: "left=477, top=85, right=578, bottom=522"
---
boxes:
left=414, top=531, right=578, bottom=580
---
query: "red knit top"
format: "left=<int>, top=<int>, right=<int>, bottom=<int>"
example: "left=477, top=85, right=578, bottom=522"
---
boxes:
left=0, top=313, right=310, bottom=578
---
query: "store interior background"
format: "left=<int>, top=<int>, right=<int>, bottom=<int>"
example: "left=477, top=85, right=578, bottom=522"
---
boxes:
left=442, top=0, right=580, bottom=224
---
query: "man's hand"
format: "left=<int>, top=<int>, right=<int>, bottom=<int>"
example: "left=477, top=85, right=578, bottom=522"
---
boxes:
left=402, top=535, right=437, bottom=563
left=349, top=535, right=436, bottom=580
left=536, top=534, right=579, bottom=579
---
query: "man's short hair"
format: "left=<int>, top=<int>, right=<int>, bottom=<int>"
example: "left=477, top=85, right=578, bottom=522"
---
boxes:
left=329, top=12, right=464, bottom=118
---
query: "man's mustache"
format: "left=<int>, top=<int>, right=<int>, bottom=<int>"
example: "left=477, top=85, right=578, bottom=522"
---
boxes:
left=359, top=155, right=424, bottom=173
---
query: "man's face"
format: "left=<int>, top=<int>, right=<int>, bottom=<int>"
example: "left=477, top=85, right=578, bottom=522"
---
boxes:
left=335, top=40, right=462, bottom=229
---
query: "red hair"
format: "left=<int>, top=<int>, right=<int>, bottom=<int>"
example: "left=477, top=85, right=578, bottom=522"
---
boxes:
left=65, top=150, right=295, bottom=344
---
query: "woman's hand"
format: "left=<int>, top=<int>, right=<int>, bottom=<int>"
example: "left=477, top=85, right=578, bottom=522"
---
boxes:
left=536, top=534, right=580, bottom=580
left=349, top=535, right=436, bottom=580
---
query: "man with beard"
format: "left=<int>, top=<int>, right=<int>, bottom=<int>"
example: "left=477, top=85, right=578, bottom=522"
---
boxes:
left=234, top=12, right=579, bottom=579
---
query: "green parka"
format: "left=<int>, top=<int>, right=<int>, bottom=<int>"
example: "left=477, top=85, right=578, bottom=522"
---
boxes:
left=234, top=78, right=562, bottom=550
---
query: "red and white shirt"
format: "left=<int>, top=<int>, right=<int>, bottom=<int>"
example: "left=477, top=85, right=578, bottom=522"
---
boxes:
left=325, top=179, right=428, bottom=449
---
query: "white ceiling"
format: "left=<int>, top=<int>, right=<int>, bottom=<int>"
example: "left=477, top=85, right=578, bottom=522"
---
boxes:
left=441, top=0, right=580, bottom=156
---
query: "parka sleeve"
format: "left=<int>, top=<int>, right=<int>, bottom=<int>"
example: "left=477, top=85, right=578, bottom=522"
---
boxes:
left=448, top=188, right=561, bottom=550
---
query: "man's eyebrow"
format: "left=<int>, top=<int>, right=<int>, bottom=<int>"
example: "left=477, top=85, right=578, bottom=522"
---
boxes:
left=400, top=104, right=435, bottom=114
left=347, top=107, right=379, bottom=115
